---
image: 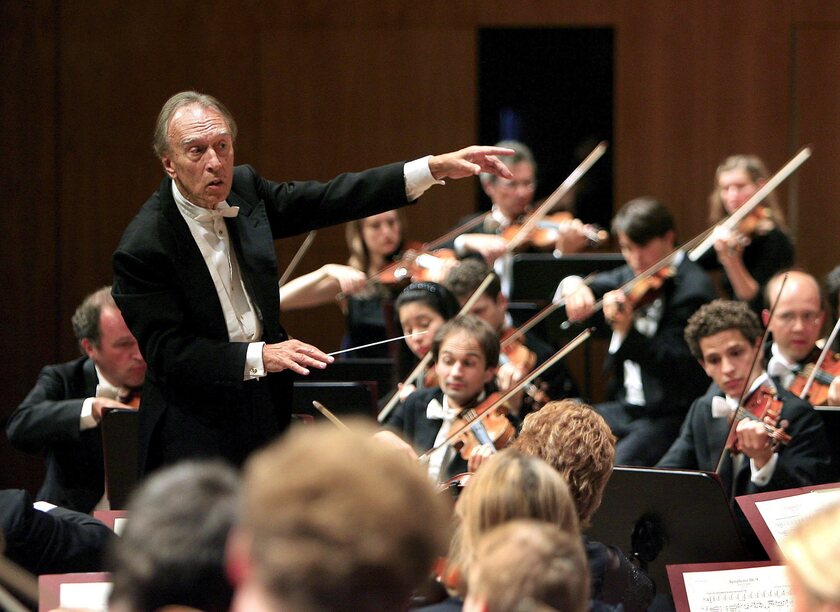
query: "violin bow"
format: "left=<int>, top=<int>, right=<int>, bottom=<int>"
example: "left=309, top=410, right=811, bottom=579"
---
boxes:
left=506, top=142, right=608, bottom=252
left=799, top=316, right=840, bottom=400
left=419, top=327, right=593, bottom=460
left=278, top=231, right=317, bottom=287
left=689, top=146, right=811, bottom=262
left=312, top=401, right=352, bottom=431
left=714, top=273, right=788, bottom=474
left=376, top=272, right=497, bottom=423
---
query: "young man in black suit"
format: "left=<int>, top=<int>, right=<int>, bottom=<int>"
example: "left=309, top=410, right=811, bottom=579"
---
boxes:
left=6, top=287, right=145, bottom=512
left=657, top=300, right=834, bottom=498
left=386, top=315, right=505, bottom=481
left=112, top=91, right=514, bottom=475
left=557, top=197, right=716, bottom=466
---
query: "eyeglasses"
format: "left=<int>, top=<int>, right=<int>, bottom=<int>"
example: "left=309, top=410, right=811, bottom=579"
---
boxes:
left=496, top=179, right=536, bottom=191
left=773, top=311, right=823, bottom=328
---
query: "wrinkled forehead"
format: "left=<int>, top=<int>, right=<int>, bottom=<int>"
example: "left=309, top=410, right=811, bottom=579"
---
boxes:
left=168, top=103, right=232, bottom=146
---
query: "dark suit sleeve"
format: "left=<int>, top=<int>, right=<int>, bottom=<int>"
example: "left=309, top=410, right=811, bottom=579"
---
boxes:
left=656, top=399, right=703, bottom=469
left=0, top=490, right=112, bottom=575
left=249, top=163, right=412, bottom=239
left=6, top=365, right=86, bottom=453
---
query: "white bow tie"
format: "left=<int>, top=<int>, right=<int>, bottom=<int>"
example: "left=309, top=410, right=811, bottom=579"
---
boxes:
left=426, top=398, right=460, bottom=421
left=711, top=395, right=738, bottom=418
left=767, top=356, right=800, bottom=380
left=193, top=205, right=239, bottom=224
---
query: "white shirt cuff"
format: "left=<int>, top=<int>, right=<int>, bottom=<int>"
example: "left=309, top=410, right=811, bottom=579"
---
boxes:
left=554, top=275, right=583, bottom=304
left=245, top=342, right=267, bottom=380
left=404, top=155, right=444, bottom=201
left=33, top=501, right=57, bottom=512
left=750, top=452, right=779, bottom=486
left=608, top=330, right=626, bottom=354
left=80, top=398, right=98, bottom=430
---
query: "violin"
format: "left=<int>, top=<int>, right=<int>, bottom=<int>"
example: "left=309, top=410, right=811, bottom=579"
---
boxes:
left=448, top=392, right=516, bottom=461
left=499, top=328, right=551, bottom=410
left=724, top=385, right=792, bottom=455
left=790, top=352, right=840, bottom=406
left=623, top=264, right=677, bottom=310
left=500, top=211, right=609, bottom=252
left=377, top=247, right=458, bottom=285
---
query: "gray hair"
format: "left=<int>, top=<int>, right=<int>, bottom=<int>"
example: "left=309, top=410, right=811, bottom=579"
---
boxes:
left=480, top=140, right=536, bottom=185
left=71, top=286, right=116, bottom=349
left=152, top=91, right=238, bottom=159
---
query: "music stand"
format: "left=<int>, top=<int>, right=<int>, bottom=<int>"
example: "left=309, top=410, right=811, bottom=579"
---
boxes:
left=100, top=408, right=139, bottom=511
left=509, top=253, right=625, bottom=302
left=298, top=357, right=396, bottom=401
left=586, top=467, right=749, bottom=596
left=292, top=381, right=379, bottom=420
left=38, top=572, right=112, bottom=612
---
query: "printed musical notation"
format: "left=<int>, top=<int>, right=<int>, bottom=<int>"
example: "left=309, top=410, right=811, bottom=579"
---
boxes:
left=683, top=565, right=792, bottom=611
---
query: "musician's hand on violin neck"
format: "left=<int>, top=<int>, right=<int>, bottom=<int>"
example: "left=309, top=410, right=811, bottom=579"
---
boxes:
left=554, top=218, right=591, bottom=255
left=734, top=419, right=774, bottom=468
left=459, top=234, right=508, bottom=264
left=262, top=339, right=333, bottom=375
left=828, top=378, right=840, bottom=406
left=603, top=290, right=633, bottom=334
left=562, top=281, right=595, bottom=322
left=428, top=145, right=515, bottom=181
left=467, top=443, right=496, bottom=473
left=322, top=264, right=367, bottom=296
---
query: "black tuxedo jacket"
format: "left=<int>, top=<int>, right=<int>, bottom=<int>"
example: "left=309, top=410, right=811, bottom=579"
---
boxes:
left=0, top=489, right=112, bottom=575
left=113, top=163, right=410, bottom=473
left=387, top=387, right=470, bottom=479
left=657, top=381, right=835, bottom=497
left=6, top=357, right=105, bottom=513
left=588, top=257, right=715, bottom=417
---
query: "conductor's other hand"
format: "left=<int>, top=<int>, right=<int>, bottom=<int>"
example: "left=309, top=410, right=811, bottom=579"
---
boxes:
left=428, top=146, right=515, bottom=181
left=263, top=340, right=334, bottom=375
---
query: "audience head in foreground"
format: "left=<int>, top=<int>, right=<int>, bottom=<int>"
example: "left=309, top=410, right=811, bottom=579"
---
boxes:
left=448, top=449, right=579, bottom=597
left=513, top=399, right=615, bottom=529
left=108, top=460, right=239, bottom=612
left=227, top=420, right=451, bottom=612
left=780, top=501, right=840, bottom=612
left=464, top=519, right=590, bottom=612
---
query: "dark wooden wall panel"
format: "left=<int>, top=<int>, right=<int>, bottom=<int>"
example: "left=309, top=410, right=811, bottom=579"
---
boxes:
left=0, top=1, right=58, bottom=488
left=3, top=0, right=840, bottom=492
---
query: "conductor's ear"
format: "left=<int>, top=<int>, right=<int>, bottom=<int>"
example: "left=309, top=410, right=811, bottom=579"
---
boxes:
left=161, top=155, right=177, bottom=180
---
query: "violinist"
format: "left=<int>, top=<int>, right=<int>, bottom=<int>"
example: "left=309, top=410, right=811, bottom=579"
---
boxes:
left=657, top=300, right=833, bottom=500
left=762, top=271, right=830, bottom=396
left=558, top=198, right=716, bottom=465
left=391, top=282, right=460, bottom=400
left=449, top=140, right=596, bottom=270
left=385, top=316, right=512, bottom=482
left=699, top=155, right=795, bottom=313
left=446, top=259, right=579, bottom=419
left=279, top=210, right=413, bottom=357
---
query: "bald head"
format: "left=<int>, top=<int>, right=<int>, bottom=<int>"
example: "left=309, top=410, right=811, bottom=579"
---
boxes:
left=764, top=271, right=825, bottom=363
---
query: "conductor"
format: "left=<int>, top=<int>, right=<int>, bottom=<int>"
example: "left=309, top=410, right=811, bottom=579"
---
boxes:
left=112, top=90, right=513, bottom=474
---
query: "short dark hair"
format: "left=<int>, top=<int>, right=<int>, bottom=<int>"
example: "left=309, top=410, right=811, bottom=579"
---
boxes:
left=445, top=259, right=501, bottom=301
left=432, top=315, right=500, bottom=368
left=153, top=91, right=238, bottom=159
left=71, top=286, right=116, bottom=350
left=684, top=300, right=763, bottom=361
left=107, top=461, right=239, bottom=612
left=395, top=282, right=459, bottom=320
left=611, top=197, right=675, bottom=246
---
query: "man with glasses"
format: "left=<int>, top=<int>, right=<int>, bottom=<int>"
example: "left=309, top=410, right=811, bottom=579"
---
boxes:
left=763, top=270, right=826, bottom=393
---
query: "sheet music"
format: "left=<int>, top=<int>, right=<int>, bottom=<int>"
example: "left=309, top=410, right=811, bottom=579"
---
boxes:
left=114, top=516, right=128, bottom=535
left=755, top=488, right=840, bottom=543
left=683, top=565, right=792, bottom=611
left=59, top=581, right=112, bottom=611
